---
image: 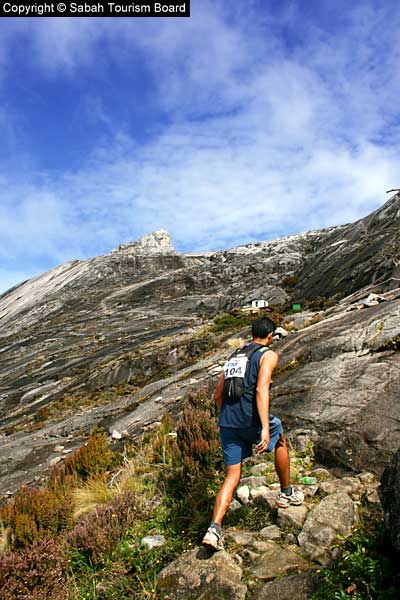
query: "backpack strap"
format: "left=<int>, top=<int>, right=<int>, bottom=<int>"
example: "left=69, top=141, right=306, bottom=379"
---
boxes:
left=229, top=343, right=267, bottom=361
left=240, top=344, right=270, bottom=395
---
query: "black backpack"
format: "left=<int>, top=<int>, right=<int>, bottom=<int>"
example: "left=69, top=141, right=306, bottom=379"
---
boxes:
left=222, top=343, right=269, bottom=403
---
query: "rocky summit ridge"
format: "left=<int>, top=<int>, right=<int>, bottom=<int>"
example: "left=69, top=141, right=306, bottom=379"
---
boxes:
left=0, top=194, right=399, bottom=498
left=112, top=228, right=177, bottom=255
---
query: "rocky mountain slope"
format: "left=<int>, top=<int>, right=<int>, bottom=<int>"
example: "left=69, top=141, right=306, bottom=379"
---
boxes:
left=0, top=194, right=399, bottom=496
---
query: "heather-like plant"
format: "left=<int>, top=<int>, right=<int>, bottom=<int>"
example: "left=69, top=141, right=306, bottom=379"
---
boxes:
left=64, top=432, right=118, bottom=480
left=1, top=484, right=72, bottom=549
left=158, top=392, right=223, bottom=537
left=176, top=404, right=221, bottom=478
left=0, top=537, right=68, bottom=600
left=67, top=491, right=139, bottom=567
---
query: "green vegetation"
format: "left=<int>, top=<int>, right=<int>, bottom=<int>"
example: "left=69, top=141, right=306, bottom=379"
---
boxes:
left=224, top=504, right=272, bottom=531
left=211, top=312, right=254, bottom=332
left=281, top=274, right=299, bottom=289
left=375, top=335, right=400, bottom=353
left=312, top=517, right=398, bottom=600
left=0, top=390, right=225, bottom=599
left=211, top=310, right=286, bottom=334
left=274, top=353, right=307, bottom=377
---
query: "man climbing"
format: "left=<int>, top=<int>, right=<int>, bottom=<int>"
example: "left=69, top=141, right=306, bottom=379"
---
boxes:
left=202, top=316, right=304, bottom=551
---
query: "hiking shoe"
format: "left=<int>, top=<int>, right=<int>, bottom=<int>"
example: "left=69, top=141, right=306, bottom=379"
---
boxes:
left=202, top=525, right=223, bottom=551
left=276, top=487, right=304, bottom=508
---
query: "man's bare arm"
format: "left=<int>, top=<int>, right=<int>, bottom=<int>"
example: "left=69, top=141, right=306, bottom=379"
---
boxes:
left=255, top=351, right=279, bottom=453
left=214, top=371, right=225, bottom=411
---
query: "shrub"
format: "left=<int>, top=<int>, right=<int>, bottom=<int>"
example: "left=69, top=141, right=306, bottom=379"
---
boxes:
left=211, top=313, right=252, bottom=332
left=1, top=485, right=72, bottom=549
left=158, top=392, right=224, bottom=538
left=67, top=491, right=139, bottom=567
left=312, top=520, right=398, bottom=600
left=0, top=537, right=68, bottom=600
left=64, top=432, right=119, bottom=480
left=176, top=404, right=221, bottom=478
left=282, top=274, right=299, bottom=289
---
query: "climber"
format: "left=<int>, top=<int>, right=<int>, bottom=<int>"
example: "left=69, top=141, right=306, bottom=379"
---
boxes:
left=202, top=316, right=304, bottom=551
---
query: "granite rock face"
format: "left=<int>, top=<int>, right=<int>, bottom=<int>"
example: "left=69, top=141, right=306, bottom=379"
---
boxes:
left=379, top=446, right=400, bottom=553
left=271, top=288, right=400, bottom=474
left=113, top=229, right=177, bottom=255
left=249, top=540, right=309, bottom=580
left=294, top=193, right=400, bottom=299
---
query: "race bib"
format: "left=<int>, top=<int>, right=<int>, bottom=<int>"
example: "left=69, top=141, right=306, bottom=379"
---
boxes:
left=223, top=355, right=248, bottom=379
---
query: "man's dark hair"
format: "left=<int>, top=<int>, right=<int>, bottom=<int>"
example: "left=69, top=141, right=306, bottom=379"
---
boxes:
left=251, top=316, right=276, bottom=339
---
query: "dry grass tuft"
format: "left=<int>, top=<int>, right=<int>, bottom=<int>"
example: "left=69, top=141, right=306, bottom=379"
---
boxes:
left=226, top=337, right=246, bottom=349
left=114, top=462, right=142, bottom=495
left=72, top=459, right=148, bottom=520
left=0, top=522, right=11, bottom=556
left=72, top=475, right=115, bottom=520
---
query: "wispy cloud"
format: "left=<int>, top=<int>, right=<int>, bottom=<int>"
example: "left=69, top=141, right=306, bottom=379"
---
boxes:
left=0, top=1, right=399, bottom=292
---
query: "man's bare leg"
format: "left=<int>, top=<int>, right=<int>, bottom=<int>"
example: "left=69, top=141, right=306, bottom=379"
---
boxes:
left=274, top=434, right=290, bottom=489
left=212, top=463, right=242, bottom=524
left=202, top=463, right=242, bottom=550
left=274, top=434, right=304, bottom=507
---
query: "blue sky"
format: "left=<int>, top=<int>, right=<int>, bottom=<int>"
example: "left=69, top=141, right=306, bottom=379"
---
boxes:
left=1, top=0, right=399, bottom=294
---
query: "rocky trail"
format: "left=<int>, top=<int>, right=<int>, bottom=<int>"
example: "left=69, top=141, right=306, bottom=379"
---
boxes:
left=157, top=445, right=381, bottom=599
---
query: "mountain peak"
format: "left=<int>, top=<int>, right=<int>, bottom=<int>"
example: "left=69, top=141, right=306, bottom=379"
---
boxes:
left=113, top=229, right=177, bottom=255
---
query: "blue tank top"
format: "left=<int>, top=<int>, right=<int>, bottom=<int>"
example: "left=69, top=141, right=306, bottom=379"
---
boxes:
left=218, top=344, right=271, bottom=429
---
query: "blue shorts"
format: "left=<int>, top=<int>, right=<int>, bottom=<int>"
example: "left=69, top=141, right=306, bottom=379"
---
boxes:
left=219, top=416, right=284, bottom=466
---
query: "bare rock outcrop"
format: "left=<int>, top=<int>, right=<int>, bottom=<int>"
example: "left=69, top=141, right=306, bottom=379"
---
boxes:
left=113, top=229, right=177, bottom=255
left=249, top=540, right=309, bottom=580
left=379, top=446, right=400, bottom=554
left=271, top=291, right=400, bottom=474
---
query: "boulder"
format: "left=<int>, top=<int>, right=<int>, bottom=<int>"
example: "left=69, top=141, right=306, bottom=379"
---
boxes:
left=237, top=485, right=250, bottom=504
left=227, top=499, right=242, bottom=512
left=379, top=446, right=400, bottom=553
left=251, top=463, right=269, bottom=476
left=249, top=540, right=309, bottom=580
left=250, top=487, right=278, bottom=509
left=278, top=505, right=308, bottom=530
left=240, top=476, right=267, bottom=488
left=310, top=467, right=333, bottom=481
left=298, top=492, right=358, bottom=565
left=259, top=525, right=281, bottom=541
left=157, top=547, right=247, bottom=599
left=224, top=528, right=253, bottom=546
left=254, top=570, right=321, bottom=600
left=319, top=477, right=362, bottom=498
left=141, top=534, right=166, bottom=550
left=357, top=471, right=378, bottom=485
